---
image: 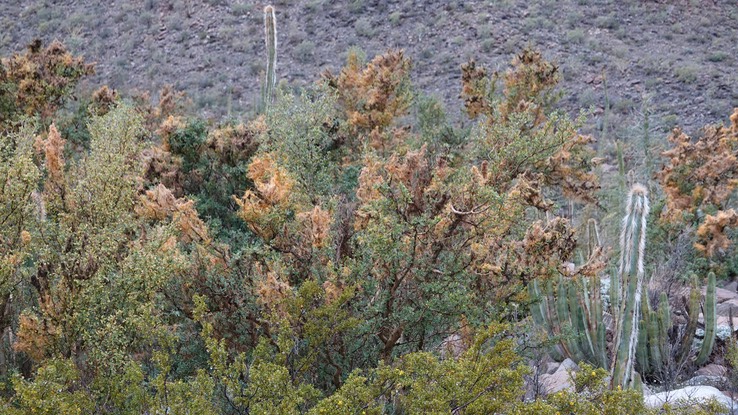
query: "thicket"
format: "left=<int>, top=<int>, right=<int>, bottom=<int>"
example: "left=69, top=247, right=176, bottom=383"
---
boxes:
left=1, top=30, right=737, bottom=414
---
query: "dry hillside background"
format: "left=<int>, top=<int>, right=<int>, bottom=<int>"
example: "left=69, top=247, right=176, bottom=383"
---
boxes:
left=1, top=0, right=737, bottom=144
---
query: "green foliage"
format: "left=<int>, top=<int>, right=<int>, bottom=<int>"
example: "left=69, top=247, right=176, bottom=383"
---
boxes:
left=265, top=89, right=341, bottom=199
left=414, top=93, right=465, bottom=162
left=194, top=295, right=320, bottom=414
left=0, top=38, right=732, bottom=415
left=307, top=323, right=529, bottom=414
left=0, top=123, right=39, bottom=333
left=542, top=363, right=648, bottom=415
left=4, top=359, right=94, bottom=415
left=164, top=118, right=257, bottom=243
left=168, top=119, right=208, bottom=170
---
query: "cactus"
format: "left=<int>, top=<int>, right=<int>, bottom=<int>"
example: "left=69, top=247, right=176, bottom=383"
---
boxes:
left=530, top=185, right=650, bottom=388
left=586, top=218, right=601, bottom=260
left=676, top=277, right=701, bottom=365
left=636, top=318, right=649, bottom=374
left=529, top=274, right=607, bottom=368
left=611, top=184, right=649, bottom=389
left=530, top=280, right=564, bottom=361
left=695, top=272, right=717, bottom=365
left=530, top=183, right=718, bottom=387
left=263, top=5, right=277, bottom=111
left=635, top=280, right=715, bottom=379
left=656, top=292, right=670, bottom=358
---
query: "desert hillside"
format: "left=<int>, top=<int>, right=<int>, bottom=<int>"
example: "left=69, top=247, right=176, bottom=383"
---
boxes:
left=2, top=0, right=736, bottom=132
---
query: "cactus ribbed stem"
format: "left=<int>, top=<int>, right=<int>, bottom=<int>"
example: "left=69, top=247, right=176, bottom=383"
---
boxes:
left=611, top=184, right=649, bottom=389
left=610, top=266, right=620, bottom=316
left=263, top=5, right=277, bottom=110
left=546, top=279, right=567, bottom=359
left=613, top=272, right=638, bottom=387
left=584, top=276, right=607, bottom=367
left=696, top=272, right=717, bottom=365
left=647, top=314, right=662, bottom=374
left=677, top=278, right=701, bottom=365
left=657, top=292, right=670, bottom=363
left=558, top=277, right=585, bottom=362
left=594, top=282, right=607, bottom=367
left=586, top=218, right=601, bottom=260
left=637, top=318, right=649, bottom=374
left=529, top=279, right=565, bottom=361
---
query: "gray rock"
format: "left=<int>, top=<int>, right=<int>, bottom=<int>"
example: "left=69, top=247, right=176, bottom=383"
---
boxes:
left=723, top=281, right=738, bottom=294
left=717, top=325, right=734, bottom=341
left=439, top=333, right=465, bottom=359
left=539, top=358, right=578, bottom=395
left=703, top=287, right=738, bottom=304
left=682, top=375, right=728, bottom=389
left=696, top=364, right=729, bottom=378
left=546, top=362, right=560, bottom=375
left=644, top=386, right=736, bottom=413
left=717, top=299, right=738, bottom=316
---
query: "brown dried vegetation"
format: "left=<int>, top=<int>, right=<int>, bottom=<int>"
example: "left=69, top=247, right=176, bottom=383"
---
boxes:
left=0, top=39, right=94, bottom=122
left=325, top=49, right=412, bottom=152
left=658, top=108, right=738, bottom=258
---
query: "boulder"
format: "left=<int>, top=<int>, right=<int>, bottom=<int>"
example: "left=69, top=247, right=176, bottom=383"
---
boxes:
left=717, top=299, right=738, bottom=317
left=682, top=375, right=728, bottom=389
left=703, top=286, right=738, bottom=304
left=545, top=361, right=560, bottom=375
left=696, top=364, right=729, bottom=378
left=644, top=386, right=736, bottom=413
left=439, top=334, right=465, bottom=359
left=717, top=324, right=735, bottom=340
left=723, top=281, right=738, bottom=294
left=539, top=358, right=578, bottom=395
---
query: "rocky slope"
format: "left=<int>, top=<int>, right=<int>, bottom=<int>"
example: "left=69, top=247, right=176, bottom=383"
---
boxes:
left=2, top=0, right=736, bottom=144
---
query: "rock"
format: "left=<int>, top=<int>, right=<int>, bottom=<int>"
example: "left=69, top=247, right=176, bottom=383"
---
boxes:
left=546, top=362, right=560, bottom=375
left=644, top=386, right=736, bottom=412
left=540, top=358, right=578, bottom=395
left=717, top=324, right=735, bottom=340
left=439, top=334, right=465, bottom=359
left=642, top=382, right=653, bottom=397
left=717, top=299, right=738, bottom=316
left=705, top=287, right=738, bottom=304
left=682, top=375, right=728, bottom=389
left=696, top=364, right=728, bottom=377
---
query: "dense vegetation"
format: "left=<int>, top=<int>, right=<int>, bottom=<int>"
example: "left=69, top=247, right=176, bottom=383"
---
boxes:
left=1, top=23, right=737, bottom=414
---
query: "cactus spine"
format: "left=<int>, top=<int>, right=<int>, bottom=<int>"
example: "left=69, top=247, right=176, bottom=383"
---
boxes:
left=695, top=272, right=717, bottom=365
left=611, top=184, right=649, bottom=389
left=263, top=5, right=277, bottom=110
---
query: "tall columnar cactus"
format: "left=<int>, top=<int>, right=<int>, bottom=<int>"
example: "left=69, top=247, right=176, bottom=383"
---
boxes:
left=529, top=275, right=606, bottom=368
left=634, top=275, right=716, bottom=380
left=586, top=218, right=601, bottom=260
left=263, top=5, right=277, bottom=110
left=636, top=293, right=668, bottom=377
left=677, top=277, right=701, bottom=365
left=531, top=183, right=717, bottom=387
left=611, top=184, right=649, bottom=389
left=696, top=272, right=717, bottom=365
